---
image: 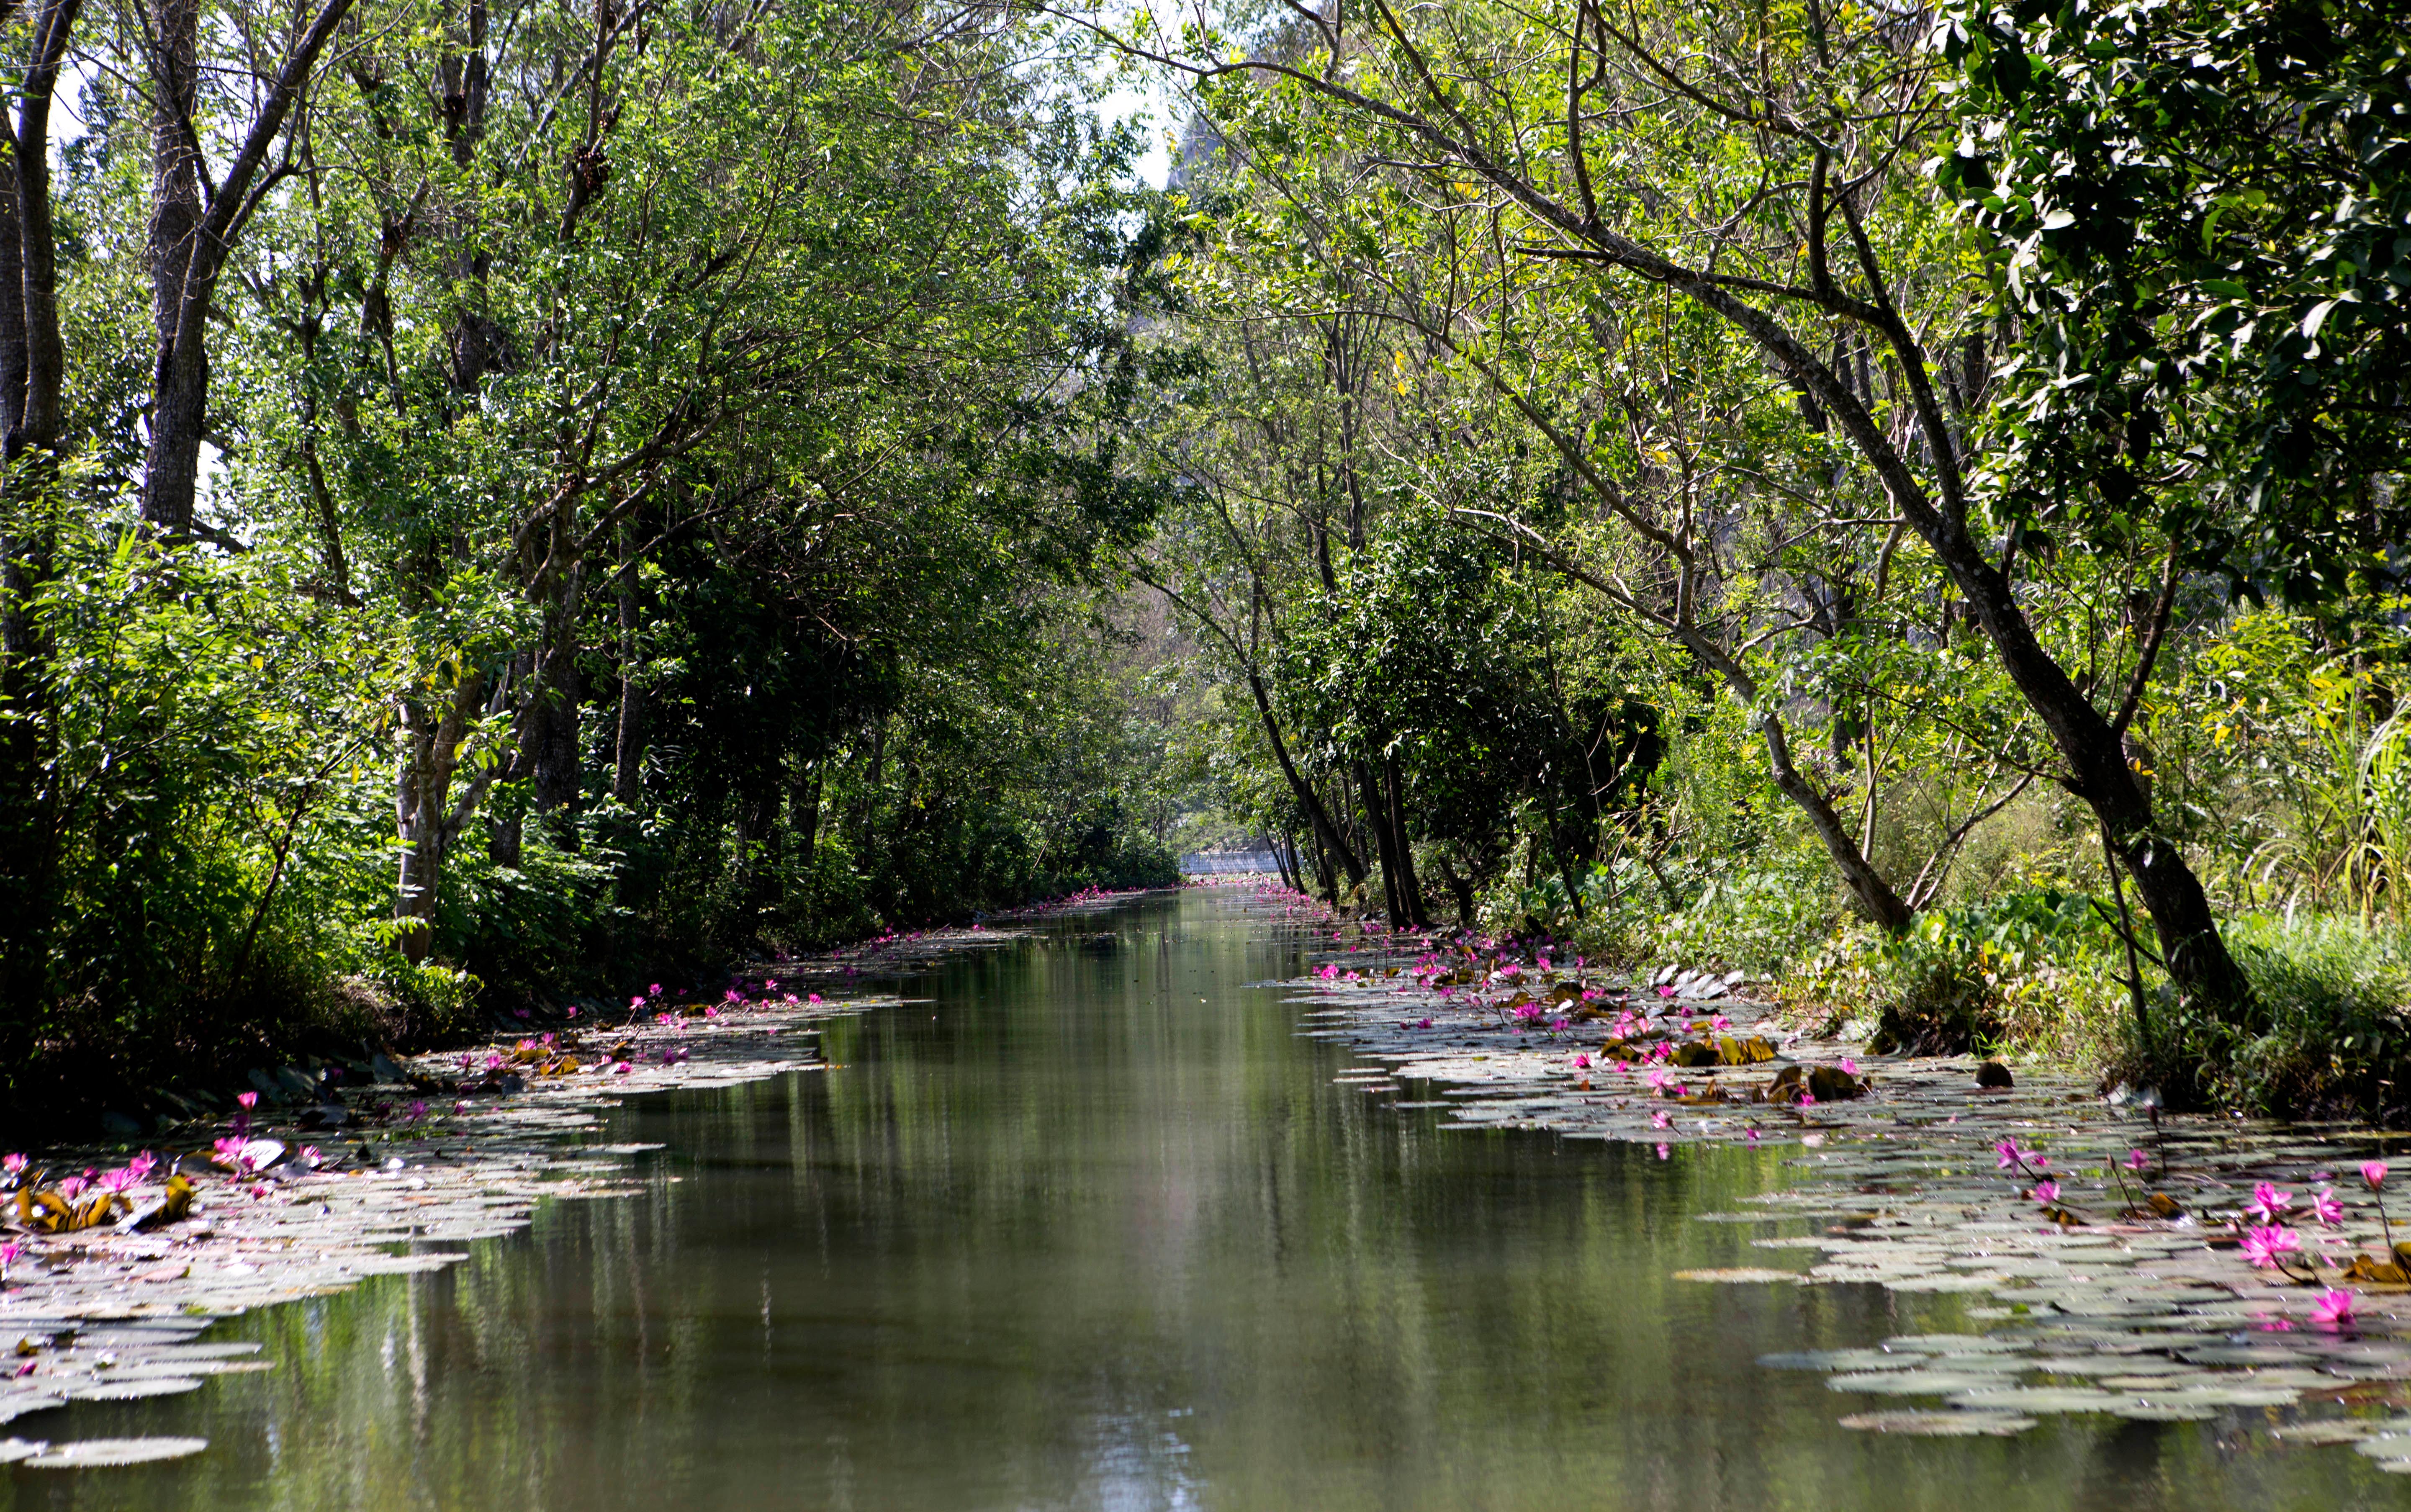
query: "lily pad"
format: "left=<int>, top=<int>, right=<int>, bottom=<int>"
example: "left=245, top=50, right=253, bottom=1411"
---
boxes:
left=2106, top=1402, right=2223, bottom=1422
left=1946, top=1386, right=2125, bottom=1413
left=1671, top=1268, right=1799, bottom=1284
left=1836, top=1410, right=2038, bottom=1436
left=1828, top=1371, right=2013, bottom=1396
left=23, top=1436, right=210, bottom=1468
left=64, top=1377, right=204, bottom=1401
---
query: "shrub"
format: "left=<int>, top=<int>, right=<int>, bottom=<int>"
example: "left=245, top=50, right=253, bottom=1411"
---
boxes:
left=2142, top=915, right=2411, bottom=1121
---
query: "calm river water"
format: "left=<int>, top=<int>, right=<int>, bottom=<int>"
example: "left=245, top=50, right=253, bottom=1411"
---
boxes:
left=4, top=889, right=2394, bottom=1509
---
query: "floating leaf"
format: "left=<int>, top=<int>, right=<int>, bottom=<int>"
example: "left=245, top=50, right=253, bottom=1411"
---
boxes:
left=23, top=1437, right=210, bottom=1468
left=64, top=1377, right=204, bottom=1401
left=1837, top=1410, right=2036, bottom=1436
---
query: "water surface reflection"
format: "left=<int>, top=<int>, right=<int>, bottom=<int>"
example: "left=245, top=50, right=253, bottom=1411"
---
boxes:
left=3, top=892, right=2389, bottom=1509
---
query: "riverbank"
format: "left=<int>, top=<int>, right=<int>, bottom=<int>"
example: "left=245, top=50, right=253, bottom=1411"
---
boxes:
left=1282, top=913, right=2411, bottom=1459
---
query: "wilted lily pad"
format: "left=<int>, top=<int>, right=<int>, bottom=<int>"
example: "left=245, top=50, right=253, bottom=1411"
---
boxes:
left=23, top=1437, right=210, bottom=1468
left=2270, top=1420, right=2381, bottom=1445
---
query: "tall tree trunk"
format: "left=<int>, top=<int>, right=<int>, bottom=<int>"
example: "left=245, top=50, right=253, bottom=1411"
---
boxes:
left=0, top=0, right=87, bottom=1034
left=140, top=0, right=202, bottom=532
left=139, top=0, right=357, bottom=532
left=13, top=0, right=72, bottom=457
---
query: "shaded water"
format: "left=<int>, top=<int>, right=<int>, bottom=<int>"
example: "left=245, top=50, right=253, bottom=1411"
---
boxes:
left=5, top=890, right=2393, bottom=1509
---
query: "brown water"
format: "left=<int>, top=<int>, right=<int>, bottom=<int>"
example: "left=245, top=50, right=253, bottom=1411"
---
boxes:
left=4, top=889, right=2393, bottom=1509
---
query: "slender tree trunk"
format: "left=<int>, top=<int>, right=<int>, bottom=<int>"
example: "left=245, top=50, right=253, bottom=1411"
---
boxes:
left=394, top=668, right=488, bottom=963
left=1244, top=669, right=1366, bottom=886
left=1434, top=849, right=1478, bottom=928
left=1948, top=557, right=2251, bottom=1007
left=789, top=764, right=820, bottom=869
left=1383, top=755, right=1431, bottom=928
left=1355, top=758, right=1407, bottom=926
left=612, top=521, right=643, bottom=807
left=0, top=114, right=25, bottom=450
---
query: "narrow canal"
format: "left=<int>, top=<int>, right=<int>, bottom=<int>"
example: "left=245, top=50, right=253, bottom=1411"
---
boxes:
left=6, top=889, right=2388, bottom=1508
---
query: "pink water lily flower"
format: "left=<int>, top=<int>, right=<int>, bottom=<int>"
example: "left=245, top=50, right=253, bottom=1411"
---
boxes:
left=630, top=995, right=646, bottom=1008
left=2249, top=1183, right=2295, bottom=1222
left=298, top=1147, right=324, bottom=1169
left=126, top=1152, right=157, bottom=1182
left=236, top=1091, right=258, bottom=1110
left=1572, top=1054, right=1590, bottom=1069
left=2241, top=1224, right=2302, bottom=1268
left=2123, top=1149, right=2150, bottom=1172
left=1838, top=1057, right=1858, bottom=1076
left=97, top=1167, right=136, bottom=1194
left=2363, top=1160, right=2390, bottom=1191
left=2309, top=1187, right=2345, bottom=1226
left=2312, top=1288, right=2357, bottom=1327
left=1995, top=1138, right=2027, bottom=1170
left=1651, top=1110, right=1671, bottom=1130
left=2032, top=1180, right=2060, bottom=1206
left=2, top=1154, right=25, bottom=1177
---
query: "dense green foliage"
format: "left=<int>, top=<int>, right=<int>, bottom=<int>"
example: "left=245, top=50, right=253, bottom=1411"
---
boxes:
left=3, top=0, right=2408, bottom=1123
left=0, top=1, right=1180, bottom=1120
left=1106, top=0, right=2411, bottom=1116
